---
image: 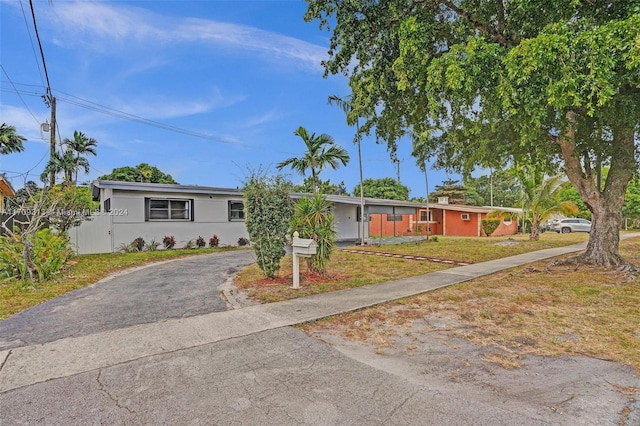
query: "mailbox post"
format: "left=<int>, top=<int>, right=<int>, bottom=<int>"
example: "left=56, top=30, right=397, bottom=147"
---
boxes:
left=291, top=231, right=317, bottom=289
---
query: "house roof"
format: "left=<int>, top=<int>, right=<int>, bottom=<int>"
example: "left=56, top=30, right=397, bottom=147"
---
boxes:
left=0, top=175, right=15, bottom=197
left=92, top=180, right=243, bottom=199
left=91, top=180, right=519, bottom=214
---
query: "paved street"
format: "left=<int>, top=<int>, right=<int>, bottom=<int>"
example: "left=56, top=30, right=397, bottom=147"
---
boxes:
left=1, top=240, right=639, bottom=425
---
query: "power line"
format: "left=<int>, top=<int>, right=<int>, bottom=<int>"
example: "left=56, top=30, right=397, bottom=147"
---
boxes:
left=0, top=65, right=43, bottom=125
left=27, top=0, right=51, bottom=101
left=19, top=0, right=46, bottom=89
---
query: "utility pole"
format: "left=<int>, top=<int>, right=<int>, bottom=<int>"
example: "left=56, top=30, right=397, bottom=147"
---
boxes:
left=49, top=96, right=56, bottom=187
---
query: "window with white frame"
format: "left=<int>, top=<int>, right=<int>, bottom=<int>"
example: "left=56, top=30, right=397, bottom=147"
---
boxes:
left=146, top=198, right=191, bottom=221
left=419, top=209, right=432, bottom=222
left=228, top=201, right=245, bottom=221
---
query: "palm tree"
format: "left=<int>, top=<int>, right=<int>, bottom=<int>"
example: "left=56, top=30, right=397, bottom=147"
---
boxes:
left=63, top=131, right=97, bottom=183
left=328, top=94, right=366, bottom=245
left=518, top=171, right=578, bottom=240
left=277, top=126, right=350, bottom=194
left=0, top=123, right=26, bottom=155
left=41, top=149, right=80, bottom=186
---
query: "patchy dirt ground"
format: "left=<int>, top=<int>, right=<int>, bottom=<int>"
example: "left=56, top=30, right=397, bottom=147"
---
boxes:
left=303, top=311, right=640, bottom=426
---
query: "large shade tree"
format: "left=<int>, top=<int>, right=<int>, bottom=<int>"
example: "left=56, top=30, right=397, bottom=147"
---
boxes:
left=305, top=0, right=640, bottom=268
left=277, top=126, right=350, bottom=194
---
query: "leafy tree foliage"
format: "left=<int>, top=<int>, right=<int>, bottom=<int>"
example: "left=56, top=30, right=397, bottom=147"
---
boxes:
left=354, top=177, right=409, bottom=200
left=277, top=126, right=350, bottom=194
left=0, top=123, right=26, bottom=155
left=290, top=194, right=336, bottom=275
left=98, top=163, right=178, bottom=184
left=464, top=170, right=521, bottom=207
left=305, top=0, right=640, bottom=267
left=558, top=182, right=591, bottom=219
left=293, top=176, right=347, bottom=195
left=243, top=173, right=294, bottom=279
left=622, top=176, right=640, bottom=228
left=6, top=181, right=40, bottom=210
left=430, top=179, right=468, bottom=204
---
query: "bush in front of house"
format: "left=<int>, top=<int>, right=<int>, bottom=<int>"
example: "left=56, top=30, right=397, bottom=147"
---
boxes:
left=209, top=234, right=219, bottom=248
left=132, top=237, right=145, bottom=252
left=481, top=218, right=501, bottom=236
left=196, top=236, right=206, bottom=248
left=243, top=172, right=294, bottom=278
left=0, top=228, right=73, bottom=284
left=184, top=240, right=196, bottom=249
left=163, top=235, right=176, bottom=249
left=237, top=237, right=249, bottom=246
left=290, top=194, right=336, bottom=276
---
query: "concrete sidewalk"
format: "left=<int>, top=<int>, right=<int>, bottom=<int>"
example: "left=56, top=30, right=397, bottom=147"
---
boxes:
left=4, top=236, right=627, bottom=394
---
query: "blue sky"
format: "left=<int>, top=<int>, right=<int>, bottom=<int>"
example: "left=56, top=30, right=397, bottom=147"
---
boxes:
left=1, top=0, right=460, bottom=197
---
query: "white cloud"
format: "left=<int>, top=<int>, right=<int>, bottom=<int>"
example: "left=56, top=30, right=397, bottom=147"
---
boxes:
left=0, top=105, right=49, bottom=144
left=44, top=1, right=327, bottom=70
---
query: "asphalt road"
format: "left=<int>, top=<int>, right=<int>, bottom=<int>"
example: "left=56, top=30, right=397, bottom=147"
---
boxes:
left=0, top=250, right=255, bottom=351
left=0, top=327, right=551, bottom=425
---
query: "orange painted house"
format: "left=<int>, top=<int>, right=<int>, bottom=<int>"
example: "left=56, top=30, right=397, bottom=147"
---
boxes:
left=368, top=198, right=518, bottom=238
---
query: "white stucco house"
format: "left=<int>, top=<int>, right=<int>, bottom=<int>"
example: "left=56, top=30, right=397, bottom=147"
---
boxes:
left=66, top=181, right=383, bottom=254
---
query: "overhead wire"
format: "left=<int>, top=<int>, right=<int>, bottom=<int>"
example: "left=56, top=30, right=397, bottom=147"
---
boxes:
left=19, top=0, right=46, bottom=89
left=0, top=65, right=43, bottom=125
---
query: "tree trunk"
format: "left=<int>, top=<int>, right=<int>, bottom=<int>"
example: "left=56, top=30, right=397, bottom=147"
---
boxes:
left=22, top=235, right=37, bottom=282
left=529, top=221, right=540, bottom=241
left=557, top=115, right=636, bottom=268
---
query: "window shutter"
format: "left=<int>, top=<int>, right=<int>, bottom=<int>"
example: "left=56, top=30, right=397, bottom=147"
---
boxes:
left=144, top=198, right=150, bottom=221
left=190, top=199, right=195, bottom=221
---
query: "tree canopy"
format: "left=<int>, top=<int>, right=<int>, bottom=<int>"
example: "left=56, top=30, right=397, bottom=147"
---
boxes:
left=305, top=0, right=640, bottom=267
left=0, top=123, right=26, bottom=155
left=293, top=176, right=347, bottom=195
left=97, top=163, right=178, bottom=184
left=277, top=126, right=350, bottom=194
left=355, top=177, right=409, bottom=200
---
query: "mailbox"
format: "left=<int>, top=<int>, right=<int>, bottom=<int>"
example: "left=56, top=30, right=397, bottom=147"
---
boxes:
left=291, top=231, right=317, bottom=289
left=292, top=231, right=317, bottom=258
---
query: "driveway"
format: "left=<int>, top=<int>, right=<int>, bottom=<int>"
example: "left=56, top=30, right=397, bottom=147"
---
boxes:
left=0, top=250, right=255, bottom=351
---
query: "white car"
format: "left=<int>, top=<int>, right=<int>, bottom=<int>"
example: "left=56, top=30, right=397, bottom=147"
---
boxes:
left=550, top=218, right=592, bottom=233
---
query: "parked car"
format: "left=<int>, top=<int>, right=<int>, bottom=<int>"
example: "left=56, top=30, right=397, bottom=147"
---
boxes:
left=550, top=218, right=592, bottom=233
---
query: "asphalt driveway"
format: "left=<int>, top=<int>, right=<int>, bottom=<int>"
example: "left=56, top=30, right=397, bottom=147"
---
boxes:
left=0, top=250, right=255, bottom=351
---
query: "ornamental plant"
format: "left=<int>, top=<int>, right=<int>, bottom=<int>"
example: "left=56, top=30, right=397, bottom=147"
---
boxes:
left=196, top=236, right=206, bottom=248
left=289, top=194, right=336, bottom=275
left=243, top=172, right=294, bottom=278
left=163, top=235, right=176, bottom=249
left=209, top=234, right=219, bottom=248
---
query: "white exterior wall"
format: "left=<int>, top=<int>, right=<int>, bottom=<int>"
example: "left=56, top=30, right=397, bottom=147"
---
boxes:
left=109, top=190, right=248, bottom=249
left=332, top=203, right=367, bottom=242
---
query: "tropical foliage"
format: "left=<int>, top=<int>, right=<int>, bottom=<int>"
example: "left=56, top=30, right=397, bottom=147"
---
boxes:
left=305, top=0, right=640, bottom=267
left=290, top=194, right=336, bottom=275
left=98, top=163, right=178, bottom=184
left=243, top=173, right=294, bottom=278
left=293, top=177, right=347, bottom=195
left=0, top=123, right=26, bottom=155
left=354, top=177, right=409, bottom=201
left=0, top=228, right=72, bottom=285
left=518, top=172, right=578, bottom=240
left=277, top=126, right=350, bottom=194
left=63, top=131, right=97, bottom=183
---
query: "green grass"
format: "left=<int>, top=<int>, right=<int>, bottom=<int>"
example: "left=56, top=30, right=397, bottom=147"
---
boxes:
left=0, top=247, right=243, bottom=320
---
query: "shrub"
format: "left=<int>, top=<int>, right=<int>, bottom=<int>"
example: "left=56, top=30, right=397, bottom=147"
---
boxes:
left=481, top=218, right=501, bottom=236
left=0, top=228, right=73, bottom=284
left=209, top=234, right=219, bottom=248
left=163, top=235, right=176, bottom=249
left=132, top=237, right=145, bottom=252
left=243, top=172, right=294, bottom=278
left=184, top=240, right=196, bottom=249
left=290, top=194, right=336, bottom=275
left=237, top=237, right=250, bottom=246
left=145, top=239, right=160, bottom=251
left=195, top=236, right=206, bottom=248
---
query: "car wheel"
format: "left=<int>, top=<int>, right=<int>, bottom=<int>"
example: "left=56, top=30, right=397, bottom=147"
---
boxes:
left=561, top=227, right=571, bottom=234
